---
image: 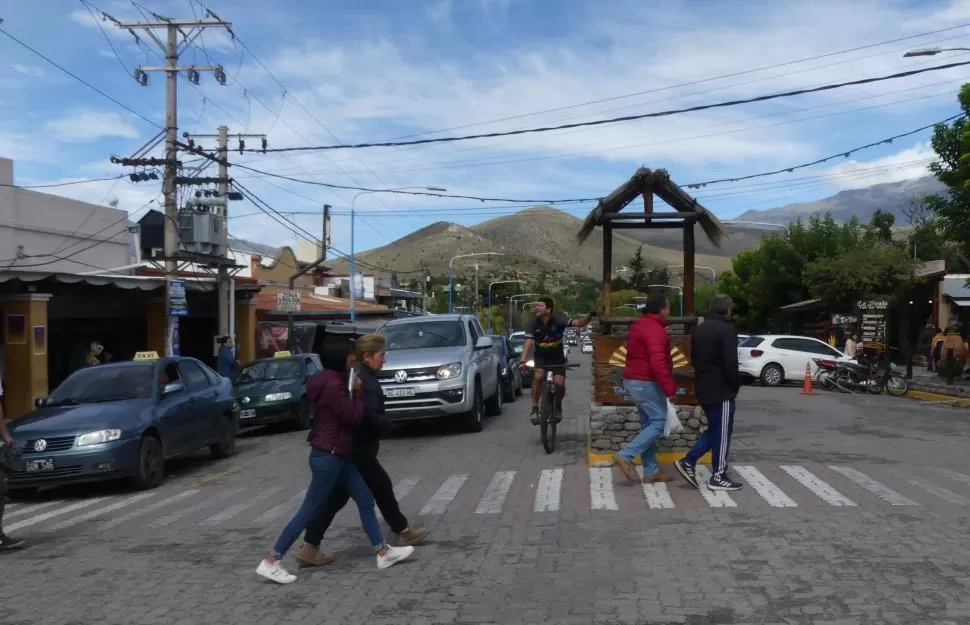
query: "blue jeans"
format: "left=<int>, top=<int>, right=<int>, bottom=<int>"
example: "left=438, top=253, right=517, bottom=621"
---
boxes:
left=617, top=380, right=667, bottom=476
left=272, top=449, right=384, bottom=557
left=683, top=400, right=736, bottom=481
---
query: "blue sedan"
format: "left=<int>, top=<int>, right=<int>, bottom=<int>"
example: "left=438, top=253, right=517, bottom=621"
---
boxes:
left=6, top=353, right=238, bottom=492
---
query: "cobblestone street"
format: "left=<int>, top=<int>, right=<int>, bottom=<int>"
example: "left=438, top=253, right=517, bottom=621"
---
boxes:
left=4, top=355, right=970, bottom=624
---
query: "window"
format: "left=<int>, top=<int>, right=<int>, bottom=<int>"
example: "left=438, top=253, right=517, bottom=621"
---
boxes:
left=467, top=321, right=479, bottom=344
left=771, top=338, right=802, bottom=351
left=48, top=364, right=155, bottom=404
left=237, top=359, right=304, bottom=382
left=305, top=357, right=321, bottom=375
left=180, top=360, right=211, bottom=391
left=379, top=321, right=468, bottom=350
left=740, top=336, right=765, bottom=348
left=200, top=364, right=222, bottom=385
left=800, top=339, right=842, bottom=357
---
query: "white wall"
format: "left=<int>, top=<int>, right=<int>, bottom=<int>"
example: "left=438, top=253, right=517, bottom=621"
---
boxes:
left=0, top=159, right=133, bottom=274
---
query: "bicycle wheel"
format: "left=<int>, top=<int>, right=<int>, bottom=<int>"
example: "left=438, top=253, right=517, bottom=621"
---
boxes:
left=539, top=386, right=556, bottom=454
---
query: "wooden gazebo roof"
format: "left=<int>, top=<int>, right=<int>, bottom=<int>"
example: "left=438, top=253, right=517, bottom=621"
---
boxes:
left=577, top=167, right=727, bottom=248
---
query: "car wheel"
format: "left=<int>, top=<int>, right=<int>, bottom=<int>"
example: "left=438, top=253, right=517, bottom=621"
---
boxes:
left=464, top=383, right=484, bottom=433
left=760, top=363, right=785, bottom=386
left=514, top=371, right=523, bottom=396
left=131, top=435, right=165, bottom=490
left=503, top=374, right=516, bottom=403
left=485, top=378, right=503, bottom=416
left=210, top=415, right=238, bottom=459
left=294, top=396, right=312, bottom=430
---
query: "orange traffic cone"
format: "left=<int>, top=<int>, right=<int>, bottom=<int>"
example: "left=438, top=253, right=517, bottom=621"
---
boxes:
left=801, top=362, right=814, bottom=395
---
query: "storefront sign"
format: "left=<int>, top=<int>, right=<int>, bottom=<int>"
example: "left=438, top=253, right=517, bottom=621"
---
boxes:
left=168, top=280, right=189, bottom=317
left=857, top=300, right=889, bottom=311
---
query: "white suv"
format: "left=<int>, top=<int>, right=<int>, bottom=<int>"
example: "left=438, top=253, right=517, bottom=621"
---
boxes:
left=738, top=335, right=850, bottom=386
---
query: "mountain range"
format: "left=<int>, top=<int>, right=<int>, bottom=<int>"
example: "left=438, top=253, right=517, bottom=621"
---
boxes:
left=324, top=174, right=946, bottom=280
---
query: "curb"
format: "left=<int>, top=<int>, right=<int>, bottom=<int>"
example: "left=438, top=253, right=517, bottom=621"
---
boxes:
left=588, top=451, right=712, bottom=467
left=906, top=389, right=970, bottom=407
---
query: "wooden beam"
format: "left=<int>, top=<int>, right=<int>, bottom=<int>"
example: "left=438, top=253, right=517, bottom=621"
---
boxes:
left=602, top=222, right=613, bottom=319
left=611, top=222, right=693, bottom=230
left=683, top=222, right=695, bottom=317
left=604, top=211, right=688, bottom=220
left=643, top=189, right=653, bottom=225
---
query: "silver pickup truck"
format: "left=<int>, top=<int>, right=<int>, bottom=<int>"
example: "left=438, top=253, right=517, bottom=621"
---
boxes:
left=376, top=314, right=503, bottom=432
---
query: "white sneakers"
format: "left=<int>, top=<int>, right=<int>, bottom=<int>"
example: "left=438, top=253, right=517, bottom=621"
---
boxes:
left=256, top=559, right=297, bottom=584
left=377, top=545, right=414, bottom=570
left=257, top=545, right=415, bottom=584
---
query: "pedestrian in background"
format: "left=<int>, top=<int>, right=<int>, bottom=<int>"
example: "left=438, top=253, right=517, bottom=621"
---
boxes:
left=613, top=291, right=676, bottom=485
left=674, top=294, right=743, bottom=492
left=255, top=338, right=413, bottom=585
left=296, top=334, right=427, bottom=567
left=216, top=336, right=238, bottom=378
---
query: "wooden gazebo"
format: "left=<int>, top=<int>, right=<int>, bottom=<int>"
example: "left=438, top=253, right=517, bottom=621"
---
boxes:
left=577, top=167, right=727, bottom=405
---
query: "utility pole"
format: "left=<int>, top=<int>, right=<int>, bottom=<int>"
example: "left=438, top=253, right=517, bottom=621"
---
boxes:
left=474, top=264, right=480, bottom=313
left=106, top=9, right=233, bottom=356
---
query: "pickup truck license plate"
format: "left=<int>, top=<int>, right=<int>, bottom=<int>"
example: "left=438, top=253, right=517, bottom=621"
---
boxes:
left=25, top=458, right=54, bottom=473
left=240, top=409, right=256, bottom=419
left=385, top=387, right=415, bottom=398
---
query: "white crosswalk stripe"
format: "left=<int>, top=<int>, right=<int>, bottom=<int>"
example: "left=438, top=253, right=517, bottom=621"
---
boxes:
left=533, top=468, right=563, bottom=512
left=827, top=466, right=919, bottom=506
left=734, top=465, right=798, bottom=508
left=476, top=471, right=516, bottom=514
left=693, top=465, right=738, bottom=507
left=589, top=468, right=618, bottom=511
left=13, top=463, right=970, bottom=533
left=420, top=475, right=467, bottom=515
left=779, top=465, right=856, bottom=506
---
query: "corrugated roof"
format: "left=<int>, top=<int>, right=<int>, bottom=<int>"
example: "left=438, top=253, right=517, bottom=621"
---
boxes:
left=942, top=276, right=970, bottom=300
left=253, top=292, right=388, bottom=312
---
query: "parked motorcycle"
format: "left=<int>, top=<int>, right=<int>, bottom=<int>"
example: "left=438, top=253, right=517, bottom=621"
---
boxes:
left=812, top=358, right=839, bottom=389
left=829, top=352, right=908, bottom=396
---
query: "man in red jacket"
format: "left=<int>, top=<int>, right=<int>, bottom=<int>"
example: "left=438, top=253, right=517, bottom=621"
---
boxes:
left=614, top=291, right=676, bottom=484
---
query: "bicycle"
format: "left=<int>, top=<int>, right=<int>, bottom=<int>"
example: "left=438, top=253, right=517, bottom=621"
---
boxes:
left=523, top=361, right=581, bottom=454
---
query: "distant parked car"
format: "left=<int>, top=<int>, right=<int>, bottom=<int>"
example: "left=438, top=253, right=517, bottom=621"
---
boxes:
left=581, top=340, right=593, bottom=354
left=493, top=334, right=523, bottom=403
left=738, top=335, right=851, bottom=386
left=6, top=353, right=238, bottom=493
left=376, top=314, right=503, bottom=432
left=233, top=352, right=322, bottom=430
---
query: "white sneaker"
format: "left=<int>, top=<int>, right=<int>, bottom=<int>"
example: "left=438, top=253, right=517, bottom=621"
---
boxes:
left=256, top=559, right=297, bottom=584
left=377, top=545, right=414, bottom=570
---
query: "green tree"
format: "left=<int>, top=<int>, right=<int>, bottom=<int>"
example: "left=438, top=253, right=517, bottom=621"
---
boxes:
left=927, top=84, right=970, bottom=259
left=629, top=245, right=647, bottom=291
left=804, top=243, right=915, bottom=313
left=644, top=264, right=671, bottom=289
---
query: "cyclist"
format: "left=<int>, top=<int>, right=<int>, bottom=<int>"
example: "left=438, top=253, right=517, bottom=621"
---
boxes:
left=519, top=297, right=594, bottom=425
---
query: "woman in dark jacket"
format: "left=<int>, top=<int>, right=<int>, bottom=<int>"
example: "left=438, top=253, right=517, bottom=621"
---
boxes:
left=256, top=338, right=414, bottom=585
left=296, top=334, right=428, bottom=567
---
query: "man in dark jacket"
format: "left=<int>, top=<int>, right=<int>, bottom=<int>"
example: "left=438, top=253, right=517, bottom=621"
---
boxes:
left=298, top=335, right=427, bottom=566
left=614, top=291, right=676, bottom=484
left=674, top=294, right=743, bottom=491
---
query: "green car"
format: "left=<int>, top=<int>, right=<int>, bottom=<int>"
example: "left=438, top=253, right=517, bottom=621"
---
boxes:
left=233, top=353, right=322, bottom=430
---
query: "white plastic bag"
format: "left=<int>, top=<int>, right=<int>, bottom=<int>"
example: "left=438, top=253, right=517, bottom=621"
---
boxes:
left=664, top=399, right=683, bottom=437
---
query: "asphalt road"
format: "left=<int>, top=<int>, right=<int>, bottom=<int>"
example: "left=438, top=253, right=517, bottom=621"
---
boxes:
left=3, top=354, right=970, bottom=624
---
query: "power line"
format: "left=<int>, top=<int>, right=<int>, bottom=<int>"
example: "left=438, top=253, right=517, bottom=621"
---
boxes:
left=242, top=60, right=970, bottom=153
left=0, top=174, right=131, bottom=189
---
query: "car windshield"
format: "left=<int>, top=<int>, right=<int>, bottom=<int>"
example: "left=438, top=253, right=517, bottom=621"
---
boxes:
left=48, top=364, right=155, bottom=404
left=380, top=321, right=466, bottom=350
left=237, top=359, right=303, bottom=382
left=510, top=338, right=525, bottom=354
left=739, top=336, right=765, bottom=348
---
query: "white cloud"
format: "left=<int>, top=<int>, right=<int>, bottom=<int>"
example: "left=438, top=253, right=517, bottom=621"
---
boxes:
left=819, top=142, right=936, bottom=190
left=44, top=111, right=140, bottom=143
left=11, top=64, right=44, bottom=77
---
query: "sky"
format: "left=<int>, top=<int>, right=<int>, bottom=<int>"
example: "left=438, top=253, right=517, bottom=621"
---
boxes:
left=1, top=0, right=969, bottom=262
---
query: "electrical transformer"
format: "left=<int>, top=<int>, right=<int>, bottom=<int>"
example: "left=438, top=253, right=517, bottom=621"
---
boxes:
left=179, top=197, right=227, bottom=257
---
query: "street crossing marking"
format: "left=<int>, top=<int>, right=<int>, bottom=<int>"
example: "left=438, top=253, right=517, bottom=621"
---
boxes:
left=779, top=465, right=856, bottom=506
left=533, top=468, right=563, bottom=512
left=905, top=476, right=969, bottom=506
left=253, top=489, right=306, bottom=526
left=694, top=466, right=737, bottom=508
left=936, top=468, right=970, bottom=487
left=393, top=476, right=422, bottom=500
left=47, top=492, right=159, bottom=532
left=476, top=471, right=516, bottom=514
left=100, top=489, right=200, bottom=530
left=150, top=487, right=246, bottom=528
left=420, top=475, right=468, bottom=515
left=5, top=500, right=66, bottom=519
left=734, top=465, right=798, bottom=508
left=6, top=497, right=111, bottom=533
left=827, top=466, right=918, bottom=506
left=201, top=486, right=285, bottom=525
left=636, top=466, right=675, bottom=509
left=589, top=468, right=618, bottom=511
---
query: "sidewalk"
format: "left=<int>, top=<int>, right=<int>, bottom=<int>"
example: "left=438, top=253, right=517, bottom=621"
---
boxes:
left=907, top=367, right=970, bottom=405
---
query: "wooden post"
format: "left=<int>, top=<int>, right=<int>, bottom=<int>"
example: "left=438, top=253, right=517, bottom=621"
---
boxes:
left=602, top=222, right=613, bottom=317
left=682, top=220, right=695, bottom=316
left=643, top=188, right=653, bottom=223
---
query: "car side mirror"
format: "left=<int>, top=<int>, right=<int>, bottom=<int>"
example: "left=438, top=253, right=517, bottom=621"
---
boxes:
left=162, top=381, right=186, bottom=396
left=475, top=336, right=494, bottom=350
left=34, top=397, right=47, bottom=408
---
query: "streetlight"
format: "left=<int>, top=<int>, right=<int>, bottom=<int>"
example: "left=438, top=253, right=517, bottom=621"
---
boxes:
left=449, top=252, right=504, bottom=313
left=349, top=185, right=447, bottom=321
left=646, top=284, right=684, bottom=316
left=670, top=264, right=717, bottom=289
left=487, top=280, right=526, bottom=334
left=903, top=47, right=970, bottom=57
left=521, top=300, right=542, bottom=311
left=508, top=293, right=539, bottom=333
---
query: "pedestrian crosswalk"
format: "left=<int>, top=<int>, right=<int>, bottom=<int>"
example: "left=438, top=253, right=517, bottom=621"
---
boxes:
left=7, top=462, right=970, bottom=537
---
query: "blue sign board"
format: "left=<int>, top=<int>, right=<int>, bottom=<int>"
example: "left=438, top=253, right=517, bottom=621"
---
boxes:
left=169, top=280, right=189, bottom=317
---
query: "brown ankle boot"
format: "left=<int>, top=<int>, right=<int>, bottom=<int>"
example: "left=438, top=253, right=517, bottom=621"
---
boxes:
left=643, top=472, right=674, bottom=483
left=396, top=527, right=429, bottom=546
left=294, top=544, right=335, bottom=567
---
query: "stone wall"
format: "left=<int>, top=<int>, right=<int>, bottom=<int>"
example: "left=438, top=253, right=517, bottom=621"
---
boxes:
left=588, top=402, right=707, bottom=453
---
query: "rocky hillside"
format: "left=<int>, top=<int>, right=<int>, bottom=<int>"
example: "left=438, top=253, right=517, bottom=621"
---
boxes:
left=326, top=206, right=733, bottom=281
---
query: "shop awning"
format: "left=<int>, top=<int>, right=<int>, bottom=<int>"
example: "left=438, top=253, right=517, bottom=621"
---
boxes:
left=0, top=270, right=259, bottom=293
left=950, top=298, right=970, bottom=307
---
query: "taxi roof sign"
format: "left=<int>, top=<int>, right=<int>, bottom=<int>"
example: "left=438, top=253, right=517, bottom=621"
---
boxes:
left=273, top=350, right=292, bottom=358
left=134, top=351, right=159, bottom=361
